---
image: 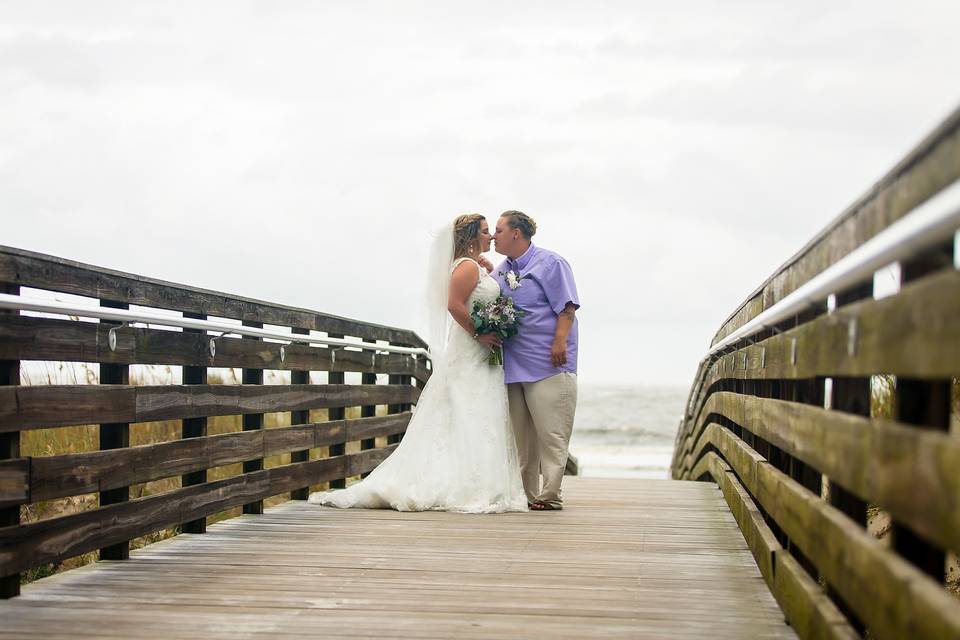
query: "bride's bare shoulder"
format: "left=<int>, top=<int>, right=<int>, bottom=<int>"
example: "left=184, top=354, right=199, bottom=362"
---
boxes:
left=450, top=258, right=482, bottom=290
left=451, top=257, right=480, bottom=272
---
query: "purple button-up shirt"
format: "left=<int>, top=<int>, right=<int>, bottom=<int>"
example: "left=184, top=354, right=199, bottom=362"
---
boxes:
left=495, top=243, right=580, bottom=384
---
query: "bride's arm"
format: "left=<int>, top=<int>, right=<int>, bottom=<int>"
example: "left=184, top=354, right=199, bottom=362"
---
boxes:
left=448, top=262, right=502, bottom=349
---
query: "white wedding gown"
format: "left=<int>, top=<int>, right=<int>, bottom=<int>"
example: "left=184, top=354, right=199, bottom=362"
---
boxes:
left=308, top=257, right=528, bottom=513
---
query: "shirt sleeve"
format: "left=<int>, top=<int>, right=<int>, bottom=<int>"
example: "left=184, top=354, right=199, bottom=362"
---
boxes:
left=544, top=257, right=580, bottom=315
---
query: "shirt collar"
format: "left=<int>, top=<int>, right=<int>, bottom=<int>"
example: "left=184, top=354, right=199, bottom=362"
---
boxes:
left=509, top=243, right=537, bottom=271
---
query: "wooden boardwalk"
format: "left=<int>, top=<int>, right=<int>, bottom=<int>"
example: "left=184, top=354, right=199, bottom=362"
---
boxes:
left=2, top=477, right=794, bottom=639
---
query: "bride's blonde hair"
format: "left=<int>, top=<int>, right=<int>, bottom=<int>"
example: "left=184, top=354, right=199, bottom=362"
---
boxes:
left=453, top=213, right=485, bottom=260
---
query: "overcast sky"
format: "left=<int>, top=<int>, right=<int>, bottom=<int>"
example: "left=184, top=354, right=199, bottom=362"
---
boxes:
left=3, top=1, right=959, bottom=385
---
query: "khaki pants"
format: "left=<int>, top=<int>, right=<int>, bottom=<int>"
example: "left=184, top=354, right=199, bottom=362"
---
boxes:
left=507, top=372, right=577, bottom=508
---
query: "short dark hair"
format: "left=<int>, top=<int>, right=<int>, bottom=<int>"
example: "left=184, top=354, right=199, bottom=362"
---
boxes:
left=500, top=210, right=537, bottom=239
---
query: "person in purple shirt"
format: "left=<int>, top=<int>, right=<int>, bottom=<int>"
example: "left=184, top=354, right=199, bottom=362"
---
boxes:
left=491, top=211, right=579, bottom=511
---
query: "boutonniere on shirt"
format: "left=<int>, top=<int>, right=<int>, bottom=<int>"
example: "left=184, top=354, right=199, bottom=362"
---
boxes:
left=499, top=270, right=523, bottom=290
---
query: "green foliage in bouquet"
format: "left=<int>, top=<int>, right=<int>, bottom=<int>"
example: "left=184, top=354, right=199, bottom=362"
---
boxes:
left=470, top=296, right=525, bottom=365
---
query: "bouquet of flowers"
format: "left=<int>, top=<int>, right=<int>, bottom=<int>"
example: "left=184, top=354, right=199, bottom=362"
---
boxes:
left=470, top=296, right=525, bottom=365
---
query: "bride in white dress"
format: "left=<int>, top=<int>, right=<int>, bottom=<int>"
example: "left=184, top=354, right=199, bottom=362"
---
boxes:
left=308, top=214, right=528, bottom=513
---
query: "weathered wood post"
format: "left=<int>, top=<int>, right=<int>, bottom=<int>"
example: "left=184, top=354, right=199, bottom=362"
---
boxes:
left=891, top=244, right=954, bottom=582
left=783, top=317, right=824, bottom=581
left=327, top=333, right=346, bottom=489
left=241, top=320, right=264, bottom=515
left=0, top=282, right=20, bottom=597
left=359, top=341, right=377, bottom=478
left=290, top=326, right=311, bottom=500
left=827, top=282, right=872, bottom=528
left=820, top=283, right=874, bottom=633
left=181, top=311, right=208, bottom=533
left=99, top=299, right=130, bottom=561
left=386, top=372, right=404, bottom=445
left=400, top=363, right=415, bottom=438
left=388, top=343, right=417, bottom=445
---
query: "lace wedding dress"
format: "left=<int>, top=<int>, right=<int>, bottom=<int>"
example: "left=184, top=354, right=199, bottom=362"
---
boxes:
left=308, top=257, right=528, bottom=513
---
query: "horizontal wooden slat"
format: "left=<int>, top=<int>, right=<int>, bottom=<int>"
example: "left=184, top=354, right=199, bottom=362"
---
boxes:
left=345, top=414, right=408, bottom=444
left=681, top=269, right=960, bottom=437
left=20, top=413, right=411, bottom=504
left=732, top=268, right=959, bottom=379
left=351, top=446, right=394, bottom=475
left=712, top=105, right=960, bottom=345
left=0, top=459, right=28, bottom=509
left=693, top=428, right=960, bottom=640
left=774, top=549, right=859, bottom=640
left=0, top=245, right=427, bottom=349
left=676, top=393, right=749, bottom=467
left=0, top=384, right=420, bottom=431
left=691, top=452, right=857, bottom=640
left=0, top=315, right=431, bottom=383
left=674, top=268, right=960, bottom=479
left=677, top=393, right=960, bottom=552
left=0, top=446, right=395, bottom=577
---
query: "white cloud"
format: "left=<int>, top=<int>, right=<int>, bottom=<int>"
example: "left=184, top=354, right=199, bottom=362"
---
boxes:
left=2, top=0, right=959, bottom=385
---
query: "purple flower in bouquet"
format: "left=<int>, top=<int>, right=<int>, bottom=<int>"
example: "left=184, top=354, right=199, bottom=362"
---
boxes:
left=470, top=296, right=525, bottom=365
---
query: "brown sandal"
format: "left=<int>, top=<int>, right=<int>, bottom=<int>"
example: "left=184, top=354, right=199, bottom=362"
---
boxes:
left=530, top=501, right=562, bottom=511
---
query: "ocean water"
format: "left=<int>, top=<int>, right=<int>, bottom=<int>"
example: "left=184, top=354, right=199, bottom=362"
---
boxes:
left=569, top=384, right=689, bottom=479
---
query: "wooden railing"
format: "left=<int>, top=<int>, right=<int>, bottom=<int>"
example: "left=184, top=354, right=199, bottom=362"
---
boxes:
left=672, top=105, right=960, bottom=639
left=0, top=246, right=430, bottom=598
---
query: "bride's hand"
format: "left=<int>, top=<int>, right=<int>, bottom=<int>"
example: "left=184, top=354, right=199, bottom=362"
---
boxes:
left=477, top=255, right=494, bottom=273
left=475, top=333, right=502, bottom=349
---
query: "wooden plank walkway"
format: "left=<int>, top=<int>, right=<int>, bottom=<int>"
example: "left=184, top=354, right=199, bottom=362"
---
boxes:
left=1, top=477, right=796, bottom=639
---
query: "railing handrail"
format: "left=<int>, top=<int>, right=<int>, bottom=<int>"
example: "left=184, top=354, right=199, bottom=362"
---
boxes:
left=709, top=104, right=960, bottom=347
left=0, top=293, right=431, bottom=358
left=0, top=244, right=428, bottom=349
left=672, top=101, right=960, bottom=639
left=708, top=178, right=960, bottom=355
left=0, top=243, right=430, bottom=602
